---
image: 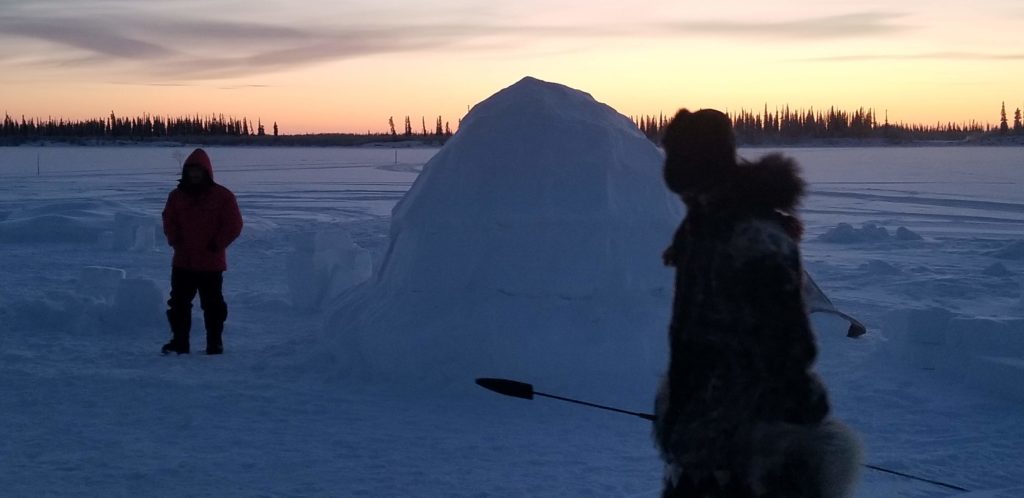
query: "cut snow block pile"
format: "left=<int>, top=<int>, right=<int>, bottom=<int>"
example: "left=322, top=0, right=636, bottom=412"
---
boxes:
left=883, top=308, right=1024, bottom=402
left=818, top=222, right=922, bottom=243
left=287, top=229, right=372, bottom=311
left=325, top=77, right=682, bottom=400
left=111, top=212, right=157, bottom=252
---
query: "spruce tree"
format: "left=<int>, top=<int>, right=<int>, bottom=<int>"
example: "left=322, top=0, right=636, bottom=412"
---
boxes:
left=1000, top=102, right=1009, bottom=134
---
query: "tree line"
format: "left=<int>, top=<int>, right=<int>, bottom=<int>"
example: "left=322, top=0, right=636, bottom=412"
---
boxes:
left=5, top=103, right=1022, bottom=145
left=632, top=103, right=1023, bottom=144
left=387, top=116, right=455, bottom=138
left=0, top=112, right=280, bottom=141
left=0, top=110, right=460, bottom=144
left=999, top=102, right=1024, bottom=134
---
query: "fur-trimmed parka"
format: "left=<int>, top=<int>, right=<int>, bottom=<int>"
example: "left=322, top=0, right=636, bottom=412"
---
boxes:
left=655, top=109, right=860, bottom=498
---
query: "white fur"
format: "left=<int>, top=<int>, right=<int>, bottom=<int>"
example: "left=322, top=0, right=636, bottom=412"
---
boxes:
left=749, top=419, right=864, bottom=498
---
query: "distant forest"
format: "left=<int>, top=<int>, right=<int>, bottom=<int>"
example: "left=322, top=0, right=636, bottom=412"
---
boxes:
left=0, top=111, right=456, bottom=146
left=2, top=103, right=1023, bottom=146
left=0, top=112, right=282, bottom=143
left=632, top=102, right=1024, bottom=144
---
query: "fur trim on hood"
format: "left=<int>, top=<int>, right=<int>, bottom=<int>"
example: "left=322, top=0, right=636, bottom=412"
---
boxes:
left=715, top=153, right=806, bottom=212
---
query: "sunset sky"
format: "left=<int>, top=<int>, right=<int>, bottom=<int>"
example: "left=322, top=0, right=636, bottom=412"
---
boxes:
left=2, top=0, right=1023, bottom=134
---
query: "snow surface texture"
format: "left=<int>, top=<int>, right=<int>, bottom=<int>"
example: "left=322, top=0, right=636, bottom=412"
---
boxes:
left=1, top=89, right=1023, bottom=496
left=325, top=77, right=683, bottom=398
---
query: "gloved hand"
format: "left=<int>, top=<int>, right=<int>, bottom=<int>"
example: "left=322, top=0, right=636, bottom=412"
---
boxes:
left=662, top=245, right=677, bottom=267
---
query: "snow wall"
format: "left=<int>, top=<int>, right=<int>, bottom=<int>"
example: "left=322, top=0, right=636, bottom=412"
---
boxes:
left=883, top=308, right=1024, bottom=402
left=325, top=77, right=683, bottom=401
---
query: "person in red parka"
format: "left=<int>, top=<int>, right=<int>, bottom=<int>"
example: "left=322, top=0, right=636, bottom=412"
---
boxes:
left=161, top=148, right=243, bottom=355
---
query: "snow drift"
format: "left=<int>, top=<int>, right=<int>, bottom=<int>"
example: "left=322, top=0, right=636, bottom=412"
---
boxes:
left=325, top=77, right=682, bottom=399
left=5, top=266, right=164, bottom=333
left=0, top=199, right=157, bottom=251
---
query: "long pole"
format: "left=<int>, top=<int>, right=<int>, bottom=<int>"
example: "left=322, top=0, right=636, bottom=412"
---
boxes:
left=475, top=377, right=968, bottom=493
left=534, top=392, right=656, bottom=421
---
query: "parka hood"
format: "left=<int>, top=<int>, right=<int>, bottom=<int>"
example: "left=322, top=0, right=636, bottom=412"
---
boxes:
left=182, top=148, right=214, bottom=181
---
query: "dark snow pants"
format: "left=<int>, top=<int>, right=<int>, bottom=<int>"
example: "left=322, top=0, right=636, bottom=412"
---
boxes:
left=166, top=268, right=227, bottom=350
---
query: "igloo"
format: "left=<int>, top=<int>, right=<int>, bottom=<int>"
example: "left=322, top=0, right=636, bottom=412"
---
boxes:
left=326, top=77, right=682, bottom=399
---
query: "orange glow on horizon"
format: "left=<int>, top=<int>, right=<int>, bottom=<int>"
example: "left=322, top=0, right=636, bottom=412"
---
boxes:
left=3, top=2, right=1023, bottom=134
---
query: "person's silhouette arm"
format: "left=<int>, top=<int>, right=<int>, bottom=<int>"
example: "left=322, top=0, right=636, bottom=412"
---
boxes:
left=212, top=191, right=243, bottom=252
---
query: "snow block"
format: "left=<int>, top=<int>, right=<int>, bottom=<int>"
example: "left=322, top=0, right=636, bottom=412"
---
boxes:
left=818, top=223, right=891, bottom=244
left=884, top=308, right=1024, bottom=401
left=965, top=355, right=1024, bottom=402
left=112, top=212, right=157, bottom=252
left=75, top=266, right=127, bottom=304
left=287, top=229, right=372, bottom=311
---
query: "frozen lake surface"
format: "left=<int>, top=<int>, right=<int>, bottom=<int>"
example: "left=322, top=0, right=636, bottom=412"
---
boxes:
left=0, top=145, right=1022, bottom=497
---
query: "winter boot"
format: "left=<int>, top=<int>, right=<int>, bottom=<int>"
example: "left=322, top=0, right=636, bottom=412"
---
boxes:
left=164, top=308, right=192, bottom=355
left=204, top=302, right=226, bottom=355
left=205, top=329, right=223, bottom=355
left=161, top=339, right=190, bottom=355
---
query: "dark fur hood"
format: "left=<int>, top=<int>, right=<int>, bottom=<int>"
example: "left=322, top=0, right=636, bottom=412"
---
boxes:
left=699, top=153, right=806, bottom=213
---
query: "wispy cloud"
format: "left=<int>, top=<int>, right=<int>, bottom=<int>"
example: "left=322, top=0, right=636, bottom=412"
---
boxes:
left=0, top=3, right=913, bottom=82
left=0, top=16, right=174, bottom=59
left=798, top=51, right=1024, bottom=62
left=664, top=12, right=910, bottom=39
left=218, top=84, right=272, bottom=90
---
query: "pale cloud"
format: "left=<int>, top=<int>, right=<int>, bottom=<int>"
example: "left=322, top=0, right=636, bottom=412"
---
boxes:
left=0, top=16, right=174, bottom=59
left=799, top=52, right=1024, bottom=62
left=663, top=12, right=909, bottom=39
left=0, top=2, right=913, bottom=82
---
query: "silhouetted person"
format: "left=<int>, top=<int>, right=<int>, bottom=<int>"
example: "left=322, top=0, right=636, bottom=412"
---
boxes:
left=161, top=148, right=243, bottom=355
left=654, top=109, right=861, bottom=497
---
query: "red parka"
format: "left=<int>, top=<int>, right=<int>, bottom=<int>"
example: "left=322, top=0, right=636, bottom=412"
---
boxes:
left=162, top=149, right=243, bottom=272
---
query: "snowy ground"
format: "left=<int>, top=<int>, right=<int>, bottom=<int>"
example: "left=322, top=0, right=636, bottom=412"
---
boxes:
left=0, top=146, right=1022, bottom=497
